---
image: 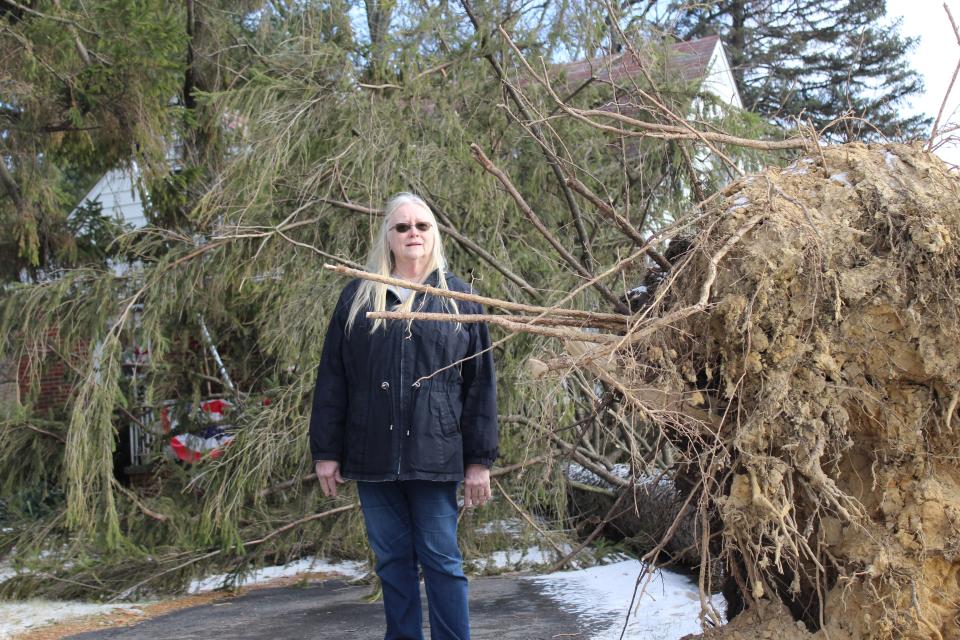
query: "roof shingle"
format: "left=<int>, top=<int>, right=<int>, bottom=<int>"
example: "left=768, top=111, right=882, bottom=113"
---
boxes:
left=555, top=35, right=721, bottom=89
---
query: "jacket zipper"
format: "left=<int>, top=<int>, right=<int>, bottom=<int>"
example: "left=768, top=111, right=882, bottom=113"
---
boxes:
left=397, top=324, right=405, bottom=478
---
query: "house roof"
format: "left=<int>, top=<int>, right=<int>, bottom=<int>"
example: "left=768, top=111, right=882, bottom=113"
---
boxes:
left=552, top=35, right=731, bottom=99
left=667, top=35, right=722, bottom=83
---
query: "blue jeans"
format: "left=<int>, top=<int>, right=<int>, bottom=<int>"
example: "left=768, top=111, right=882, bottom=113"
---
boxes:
left=357, top=481, right=469, bottom=640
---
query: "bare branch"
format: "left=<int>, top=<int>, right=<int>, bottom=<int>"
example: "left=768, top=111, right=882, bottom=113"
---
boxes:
left=324, top=263, right=629, bottom=323
left=493, top=478, right=569, bottom=558
left=565, top=176, right=672, bottom=271
left=557, top=105, right=809, bottom=150
left=318, top=197, right=379, bottom=215
left=496, top=23, right=805, bottom=153
left=371, top=309, right=622, bottom=330
left=469, top=144, right=631, bottom=313
left=113, top=480, right=169, bottom=522
left=928, top=3, right=960, bottom=148
left=108, top=503, right=358, bottom=602
left=459, top=0, right=595, bottom=269
left=15, top=422, right=67, bottom=443
left=548, top=478, right=632, bottom=571
left=594, top=10, right=744, bottom=175
left=367, top=310, right=621, bottom=343
left=490, top=454, right=552, bottom=478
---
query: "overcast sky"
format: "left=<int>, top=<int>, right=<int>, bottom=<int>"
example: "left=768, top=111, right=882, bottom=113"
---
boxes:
left=887, top=0, right=960, bottom=164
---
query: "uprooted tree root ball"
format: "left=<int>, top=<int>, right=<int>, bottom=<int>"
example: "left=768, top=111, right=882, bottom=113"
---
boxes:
left=617, top=143, right=960, bottom=639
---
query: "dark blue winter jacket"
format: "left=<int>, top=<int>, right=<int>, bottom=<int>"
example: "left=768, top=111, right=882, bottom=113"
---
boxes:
left=309, top=270, right=499, bottom=481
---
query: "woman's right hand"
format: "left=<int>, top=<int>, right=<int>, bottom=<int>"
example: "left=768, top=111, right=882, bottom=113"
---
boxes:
left=315, top=460, right=345, bottom=497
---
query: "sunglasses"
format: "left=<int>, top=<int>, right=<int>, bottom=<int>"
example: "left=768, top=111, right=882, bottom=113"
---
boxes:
left=390, top=222, right=432, bottom=233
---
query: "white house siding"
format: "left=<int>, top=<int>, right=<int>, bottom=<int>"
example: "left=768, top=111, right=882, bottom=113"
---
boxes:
left=701, top=41, right=743, bottom=110
left=688, top=40, right=747, bottom=185
left=75, top=167, right=148, bottom=229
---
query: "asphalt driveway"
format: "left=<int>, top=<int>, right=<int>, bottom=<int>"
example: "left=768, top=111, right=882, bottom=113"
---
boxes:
left=65, top=575, right=599, bottom=640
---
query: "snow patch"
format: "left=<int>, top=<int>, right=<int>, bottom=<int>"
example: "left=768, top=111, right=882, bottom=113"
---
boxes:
left=474, top=518, right=523, bottom=536
left=829, top=172, right=852, bottom=187
left=0, top=600, right=132, bottom=638
left=188, top=556, right=366, bottom=593
left=783, top=157, right=814, bottom=176
left=469, top=545, right=571, bottom=572
left=726, top=196, right=751, bottom=212
left=566, top=462, right=631, bottom=486
left=565, top=462, right=672, bottom=491
left=529, top=560, right=725, bottom=640
left=0, top=561, right=16, bottom=583
left=0, top=556, right=368, bottom=637
left=0, top=556, right=723, bottom=639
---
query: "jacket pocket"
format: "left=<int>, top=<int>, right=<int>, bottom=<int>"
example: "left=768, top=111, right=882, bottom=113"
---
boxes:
left=411, top=390, right=461, bottom=473
left=429, top=389, right=460, bottom=436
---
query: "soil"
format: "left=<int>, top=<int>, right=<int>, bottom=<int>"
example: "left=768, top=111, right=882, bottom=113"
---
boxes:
left=630, top=143, right=960, bottom=639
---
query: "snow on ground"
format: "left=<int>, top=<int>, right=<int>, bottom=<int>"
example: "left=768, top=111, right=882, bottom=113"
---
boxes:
left=474, top=518, right=523, bottom=536
left=529, top=559, right=726, bottom=640
left=0, top=555, right=720, bottom=640
left=0, top=601, right=135, bottom=639
left=187, top=556, right=366, bottom=593
left=468, top=544, right=567, bottom=572
left=0, top=557, right=367, bottom=639
left=468, top=544, right=633, bottom=574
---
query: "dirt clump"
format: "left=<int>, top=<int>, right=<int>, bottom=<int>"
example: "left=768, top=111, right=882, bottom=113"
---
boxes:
left=627, top=143, right=960, bottom=639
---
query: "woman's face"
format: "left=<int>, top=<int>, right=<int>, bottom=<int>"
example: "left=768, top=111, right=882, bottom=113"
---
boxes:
left=387, top=202, right=435, bottom=270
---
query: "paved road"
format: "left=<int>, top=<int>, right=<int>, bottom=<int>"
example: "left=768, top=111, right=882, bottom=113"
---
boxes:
left=66, top=575, right=599, bottom=640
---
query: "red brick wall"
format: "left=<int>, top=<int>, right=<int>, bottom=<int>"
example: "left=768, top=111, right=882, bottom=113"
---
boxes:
left=0, top=356, right=18, bottom=406
left=16, top=326, right=90, bottom=414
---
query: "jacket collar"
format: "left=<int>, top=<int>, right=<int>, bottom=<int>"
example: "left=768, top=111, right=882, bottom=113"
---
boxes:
left=387, top=268, right=442, bottom=303
left=423, top=268, right=442, bottom=287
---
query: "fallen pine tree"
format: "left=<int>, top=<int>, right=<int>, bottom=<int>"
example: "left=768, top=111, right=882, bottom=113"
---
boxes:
left=3, top=6, right=956, bottom=639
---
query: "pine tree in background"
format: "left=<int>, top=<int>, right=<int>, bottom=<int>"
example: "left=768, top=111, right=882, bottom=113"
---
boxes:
left=668, top=0, right=928, bottom=139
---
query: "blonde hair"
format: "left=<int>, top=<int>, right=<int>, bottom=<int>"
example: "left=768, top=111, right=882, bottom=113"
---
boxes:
left=347, top=192, right=459, bottom=333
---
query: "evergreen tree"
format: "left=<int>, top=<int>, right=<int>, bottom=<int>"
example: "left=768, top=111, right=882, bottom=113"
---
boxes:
left=0, top=0, right=790, bottom=597
left=667, top=0, right=928, bottom=139
left=0, top=0, right=272, bottom=280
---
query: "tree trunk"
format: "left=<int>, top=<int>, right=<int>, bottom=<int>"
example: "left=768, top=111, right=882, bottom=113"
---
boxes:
left=565, top=463, right=699, bottom=564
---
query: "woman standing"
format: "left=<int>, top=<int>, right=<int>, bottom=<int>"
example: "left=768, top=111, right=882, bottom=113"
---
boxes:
left=309, top=192, right=499, bottom=640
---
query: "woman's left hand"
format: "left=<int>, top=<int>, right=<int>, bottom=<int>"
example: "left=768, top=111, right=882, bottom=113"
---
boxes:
left=464, top=464, right=492, bottom=508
